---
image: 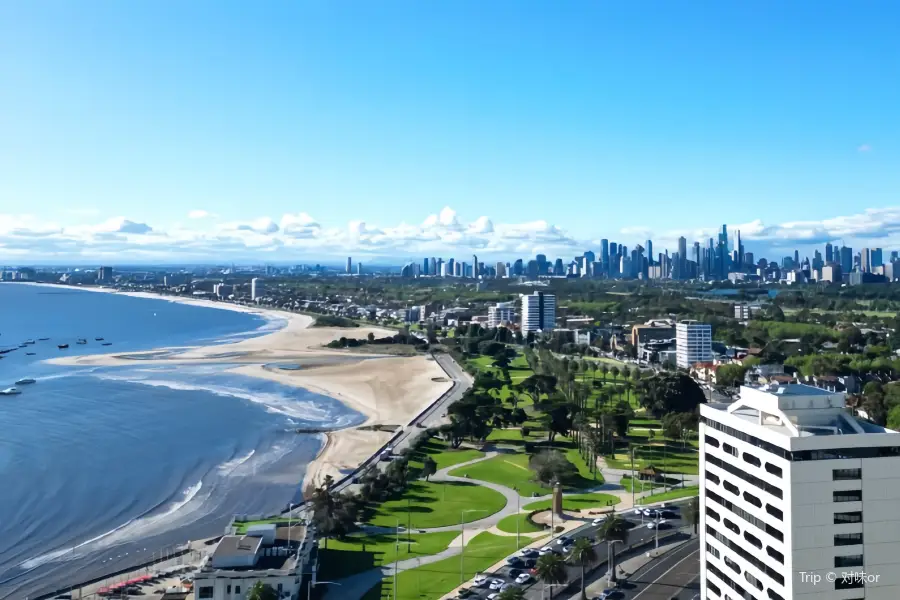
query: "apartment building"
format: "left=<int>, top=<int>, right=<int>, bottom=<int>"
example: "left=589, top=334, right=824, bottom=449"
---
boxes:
left=676, top=320, right=712, bottom=369
left=700, top=384, right=900, bottom=600
left=520, top=291, right=556, bottom=333
left=488, top=301, right=517, bottom=328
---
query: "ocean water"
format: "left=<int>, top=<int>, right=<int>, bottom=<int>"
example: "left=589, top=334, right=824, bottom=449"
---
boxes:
left=0, top=284, right=364, bottom=599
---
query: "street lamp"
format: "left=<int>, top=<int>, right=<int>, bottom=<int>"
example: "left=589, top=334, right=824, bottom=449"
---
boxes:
left=308, top=580, right=341, bottom=600
left=460, top=509, right=488, bottom=584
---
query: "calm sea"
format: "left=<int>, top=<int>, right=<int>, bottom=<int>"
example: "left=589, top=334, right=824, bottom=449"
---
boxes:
left=0, top=284, right=363, bottom=599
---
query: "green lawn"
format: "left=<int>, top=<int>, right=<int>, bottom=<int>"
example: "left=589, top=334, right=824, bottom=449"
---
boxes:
left=317, top=531, right=459, bottom=580
left=449, top=453, right=550, bottom=497
left=233, top=517, right=294, bottom=534
left=638, top=486, right=700, bottom=504
left=409, top=437, right=484, bottom=472
left=522, top=492, right=620, bottom=512
left=369, top=480, right=507, bottom=529
left=619, top=476, right=665, bottom=493
left=605, top=443, right=699, bottom=475
left=496, top=512, right=545, bottom=534
left=565, top=447, right=603, bottom=484
left=362, top=532, right=541, bottom=600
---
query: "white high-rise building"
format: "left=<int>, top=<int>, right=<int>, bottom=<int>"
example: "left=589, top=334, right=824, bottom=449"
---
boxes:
left=520, top=292, right=556, bottom=334
left=488, top=302, right=516, bottom=328
left=700, top=384, right=900, bottom=600
left=250, top=277, right=262, bottom=301
left=676, top=320, right=712, bottom=368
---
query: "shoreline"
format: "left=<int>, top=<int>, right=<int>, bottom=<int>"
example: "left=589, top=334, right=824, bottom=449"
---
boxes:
left=18, top=281, right=451, bottom=496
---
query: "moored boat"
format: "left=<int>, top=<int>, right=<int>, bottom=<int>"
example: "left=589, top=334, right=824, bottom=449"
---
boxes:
left=76, top=338, right=87, bottom=345
left=95, top=337, right=104, bottom=341
left=0, top=387, right=21, bottom=396
left=15, top=378, right=36, bottom=385
left=58, top=344, right=69, bottom=349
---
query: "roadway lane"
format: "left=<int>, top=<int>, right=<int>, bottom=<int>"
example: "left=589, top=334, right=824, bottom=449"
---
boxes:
left=620, top=539, right=699, bottom=600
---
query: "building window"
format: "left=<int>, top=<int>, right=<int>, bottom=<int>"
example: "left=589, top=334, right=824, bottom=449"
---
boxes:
left=745, top=571, right=763, bottom=591
left=744, top=531, right=762, bottom=549
left=723, top=480, right=740, bottom=496
left=706, top=542, right=721, bottom=559
left=198, top=588, right=214, bottom=599
left=834, top=533, right=864, bottom=546
left=764, top=462, right=782, bottom=477
left=707, top=507, right=720, bottom=521
left=723, top=443, right=738, bottom=457
left=724, top=556, right=741, bottom=574
left=833, top=468, right=862, bottom=480
left=743, top=452, right=761, bottom=468
left=706, top=454, right=783, bottom=499
left=834, top=511, right=862, bottom=524
left=708, top=580, right=721, bottom=596
left=835, top=554, right=864, bottom=568
left=833, top=490, right=862, bottom=503
left=835, top=575, right=865, bottom=590
left=723, top=518, right=740, bottom=535
left=707, top=563, right=754, bottom=600
left=706, top=435, right=720, bottom=448
left=767, top=590, right=785, bottom=600
left=765, top=504, right=783, bottom=520
left=707, top=488, right=784, bottom=542
left=766, top=546, right=784, bottom=564
left=743, top=491, right=762, bottom=508
left=235, top=587, right=240, bottom=594
left=706, top=470, right=720, bottom=485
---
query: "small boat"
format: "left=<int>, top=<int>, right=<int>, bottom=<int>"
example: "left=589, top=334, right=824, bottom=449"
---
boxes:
left=58, top=344, right=69, bottom=349
left=23, top=340, right=35, bottom=345
left=38, top=337, right=49, bottom=341
left=15, top=378, right=35, bottom=385
left=76, top=339, right=87, bottom=345
left=25, top=352, right=35, bottom=356
left=101, top=342, right=113, bottom=346
left=0, top=387, right=21, bottom=396
left=95, top=337, right=104, bottom=341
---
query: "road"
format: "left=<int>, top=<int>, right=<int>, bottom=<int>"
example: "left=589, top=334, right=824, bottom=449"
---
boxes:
left=619, top=539, right=699, bottom=600
left=461, top=503, right=690, bottom=600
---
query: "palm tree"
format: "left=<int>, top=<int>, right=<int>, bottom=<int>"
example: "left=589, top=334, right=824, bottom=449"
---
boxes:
left=596, top=511, right=629, bottom=584
left=535, top=553, right=568, bottom=598
left=600, top=364, right=609, bottom=385
left=683, top=497, right=700, bottom=536
left=567, top=537, right=598, bottom=599
left=248, top=582, right=278, bottom=600
left=421, top=456, right=437, bottom=481
left=497, top=587, right=526, bottom=600
left=610, top=366, right=620, bottom=383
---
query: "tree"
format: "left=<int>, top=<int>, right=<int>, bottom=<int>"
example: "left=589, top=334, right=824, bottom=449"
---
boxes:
left=534, top=553, right=568, bottom=596
left=715, top=364, right=747, bottom=389
left=683, top=497, right=700, bottom=536
left=636, top=372, right=705, bottom=418
left=529, top=449, right=578, bottom=486
left=421, top=456, right=437, bottom=481
left=367, top=332, right=375, bottom=343
left=863, top=382, right=888, bottom=426
left=567, top=537, right=597, bottom=599
left=516, top=374, right=558, bottom=406
left=497, top=588, right=526, bottom=600
left=595, top=512, right=629, bottom=583
left=247, top=582, right=278, bottom=600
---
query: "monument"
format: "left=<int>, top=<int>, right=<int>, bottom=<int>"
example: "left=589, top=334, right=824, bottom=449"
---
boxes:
left=551, top=481, right=563, bottom=517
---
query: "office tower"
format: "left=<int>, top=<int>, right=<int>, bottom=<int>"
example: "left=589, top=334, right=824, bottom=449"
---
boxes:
left=472, top=255, right=479, bottom=278
left=601, top=239, right=610, bottom=274
left=812, top=250, right=824, bottom=271
left=584, top=251, right=595, bottom=265
left=821, top=264, right=841, bottom=283
left=512, top=259, right=523, bottom=276
left=872, top=248, right=883, bottom=268
left=422, top=258, right=430, bottom=275
left=520, top=291, right=556, bottom=333
left=693, top=242, right=701, bottom=270
left=488, top=301, right=516, bottom=328
left=794, top=249, right=800, bottom=266
left=430, top=257, right=437, bottom=276
left=250, top=278, right=262, bottom=301
left=745, top=252, right=754, bottom=268
left=676, top=320, right=712, bottom=369
left=646, top=240, right=653, bottom=266
left=97, top=266, right=113, bottom=282
left=496, top=262, right=506, bottom=278
left=840, top=246, right=853, bottom=273
left=356, top=262, right=362, bottom=275
left=536, top=254, right=548, bottom=275
left=446, top=258, right=455, bottom=276
left=554, top=258, right=565, bottom=276
left=620, top=255, right=633, bottom=278
left=700, top=383, right=900, bottom=600
left=736, top=230, right=744, bottom=269
left=609, top=242, right=618, bottom=259
left=861, top=249, right=871, bottom=273
left=345, top=257, right=352, bottom=274
left=825, top=242, right=834, bottom=264
left=526, top=260, right=539, bottom=280
left=677, top=237, right=688, bottom=280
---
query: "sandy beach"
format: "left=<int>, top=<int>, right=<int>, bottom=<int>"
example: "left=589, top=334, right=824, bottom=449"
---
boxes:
left=39, top=284, right=453, bottom=495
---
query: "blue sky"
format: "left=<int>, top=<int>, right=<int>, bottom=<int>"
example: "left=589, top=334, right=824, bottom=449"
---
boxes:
left=1, top=1, right=899, bottom=262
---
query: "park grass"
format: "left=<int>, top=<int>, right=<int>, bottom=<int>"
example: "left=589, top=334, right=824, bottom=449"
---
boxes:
left=409, top=437, right=484, bottom=472
left=619, top=476, right=665, bottom=493
left=362, top=532, right=541, bottom=600
left=496, top=512, right=545, bottom=534
left=369, top=480, right=507, bottom=529
left=317, top=531, right=460, bottom=580
left=638, top=486, right=700, bottom=503
left=450, top=453, right=551, bottom=497
left=522, top=492, right=621, bottom=512
left=564, top=447, right=604, bottom=485
left=605, top=443, right=699, bottom=475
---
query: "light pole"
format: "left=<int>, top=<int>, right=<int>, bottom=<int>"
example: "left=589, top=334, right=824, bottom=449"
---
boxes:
left=630, top=442, right=656, bottom=507
left=460, top=509, right=487, bottom=584
left=514, top=487, right=520, bottom=548
left=308, top=580, right=341, bottom=600
left=395, top=518, right=401, bottom=600
left=606, top=539, right=625, bottom=585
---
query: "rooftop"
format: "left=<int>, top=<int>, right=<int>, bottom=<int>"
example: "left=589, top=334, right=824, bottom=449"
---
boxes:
left=705, top=384, right=896, bottom=438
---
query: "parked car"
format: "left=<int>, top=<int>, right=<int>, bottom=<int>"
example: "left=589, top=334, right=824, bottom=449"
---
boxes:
left=519, top=548, right=539, bottom=558
left=515, top=573, right=533, bottom=584
left=473, top=574, right=488, bottom=586
left=489, top=578, right=505, bottom=591
left=555, top=535, right=572, bottom=546
left=506, top=556, right=523, bottom=567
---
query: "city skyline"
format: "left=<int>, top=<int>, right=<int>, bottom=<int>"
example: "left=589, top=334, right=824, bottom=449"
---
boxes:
left=3, top=2, right=900, bottom=261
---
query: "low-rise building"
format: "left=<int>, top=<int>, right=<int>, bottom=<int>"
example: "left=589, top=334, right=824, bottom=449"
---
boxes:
left=193, top=522, right=315, bottom=600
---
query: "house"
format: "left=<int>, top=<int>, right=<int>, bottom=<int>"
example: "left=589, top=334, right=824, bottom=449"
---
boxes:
left=690, top=362, right=721, bottom=384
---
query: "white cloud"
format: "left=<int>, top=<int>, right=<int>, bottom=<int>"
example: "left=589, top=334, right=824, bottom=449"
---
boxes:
left=4, top=206, right=900, bottom=262
left=187, top=209, right=212, bottom=219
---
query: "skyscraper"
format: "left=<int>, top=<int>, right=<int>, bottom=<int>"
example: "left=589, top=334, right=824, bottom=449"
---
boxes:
left=520, top=291, right=556, bottom=333
left=646, top=240, right=653, bottom=266
left=472, top=255, right=478, bottom=278
left=676, top=320, right=712, bottom=368
left=346, top=257, right=352, bottom=274
left=872, top=247, right=883, bottom=268
left=825, top=242, right=833, bottom=264
left=840, top=246, right=853, bottom=273
left=601, top=239, right=610, bottom=275
left=678, top=237, right=688, bottom=280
